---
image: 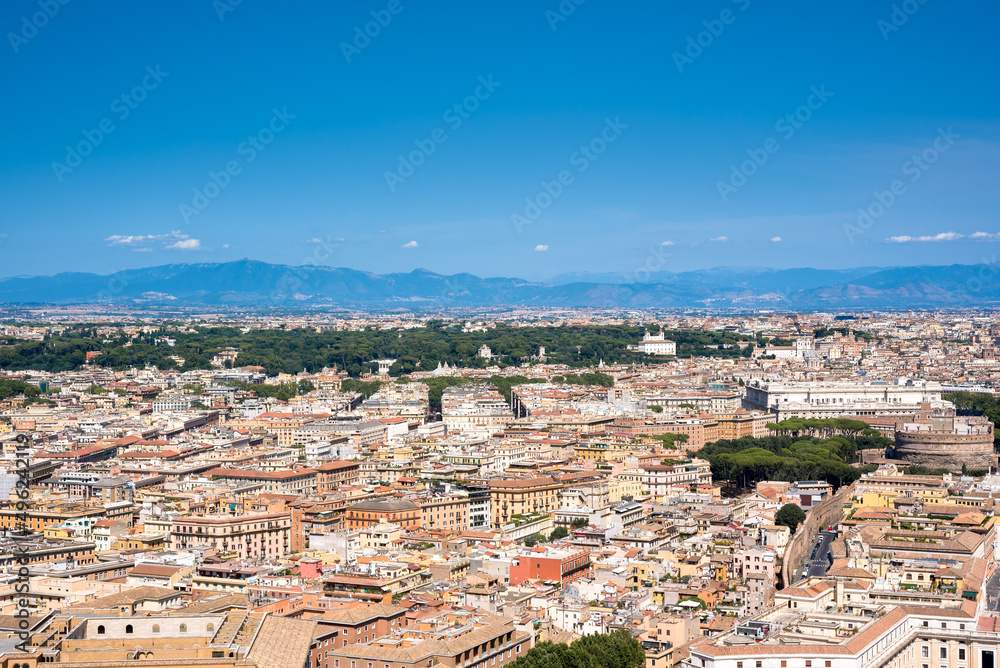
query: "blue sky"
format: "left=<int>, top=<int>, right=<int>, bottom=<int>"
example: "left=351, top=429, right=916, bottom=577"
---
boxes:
left=1, top=0, right=998, bottom=281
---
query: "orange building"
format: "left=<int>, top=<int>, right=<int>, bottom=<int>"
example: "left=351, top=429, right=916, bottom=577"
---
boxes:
left=344, top=498, right=420, bottom=530
left=509, top=545, right=591, bottom=585
left=316, top=460, right=361, bottom=492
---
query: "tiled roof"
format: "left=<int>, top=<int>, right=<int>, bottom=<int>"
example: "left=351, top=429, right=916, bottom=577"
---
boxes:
left=320, top=603, right=407, bottom=625
left=248, top=616, right=318, bottom=668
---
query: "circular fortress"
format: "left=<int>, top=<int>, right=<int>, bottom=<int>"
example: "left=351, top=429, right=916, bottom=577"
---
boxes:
left=893, top=415, right=995, bottom=471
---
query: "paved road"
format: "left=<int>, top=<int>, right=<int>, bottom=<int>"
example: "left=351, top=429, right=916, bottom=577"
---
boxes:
left=797, top=530, right=836, bottom=581
left=807, top=531, right=836, bottom=577
left=985, top=570, right=1000, bottom=611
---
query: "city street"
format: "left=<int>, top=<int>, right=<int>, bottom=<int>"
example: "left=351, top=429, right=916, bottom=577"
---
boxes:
left=797, top=530, right=836, bottom=582
left=985, top=570, right=1000, bottom=611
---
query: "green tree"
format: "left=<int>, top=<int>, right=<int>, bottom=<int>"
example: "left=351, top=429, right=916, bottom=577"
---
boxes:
left=775, top=503, right=806, bottom=532
left=549, top=526, right=570, bottom=540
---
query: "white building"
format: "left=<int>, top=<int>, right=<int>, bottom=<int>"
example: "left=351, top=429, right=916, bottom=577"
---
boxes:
left=631, top=331, right=677, bottom=355
left=686, top=604, right=988, bottom=668
left=743, top=379, right=947, bottom=420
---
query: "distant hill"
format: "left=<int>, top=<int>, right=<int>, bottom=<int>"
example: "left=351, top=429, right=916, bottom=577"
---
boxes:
left=1, top=259, right=998, bottom=309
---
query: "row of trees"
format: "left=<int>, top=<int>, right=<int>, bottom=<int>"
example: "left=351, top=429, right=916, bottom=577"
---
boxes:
left=0, top=379, right=42, bottom=401
left=0, top=324, right=754, bottom=376
left=507, top=630, right=645, bottom=668
left=697, top=434, right=879, bottom=490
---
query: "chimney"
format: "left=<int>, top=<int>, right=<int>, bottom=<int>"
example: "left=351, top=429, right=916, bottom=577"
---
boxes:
left=835, top=579, right=844, bottom=607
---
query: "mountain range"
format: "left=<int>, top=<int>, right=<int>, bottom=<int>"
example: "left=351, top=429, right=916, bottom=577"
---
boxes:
left=1, top=260, right=998, bottom=309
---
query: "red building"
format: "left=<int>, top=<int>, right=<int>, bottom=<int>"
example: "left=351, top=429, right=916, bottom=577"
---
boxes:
left=509, top=545, right=592, bottom=585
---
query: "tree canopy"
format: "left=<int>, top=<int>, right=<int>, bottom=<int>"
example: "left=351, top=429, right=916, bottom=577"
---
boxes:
left=775, top=503, right=806, bottom=532
left=0, top=324, right=753, bottom=376
left=507, top=629, right=645, bottom=668
left=698, top=434, right=877, bottom=490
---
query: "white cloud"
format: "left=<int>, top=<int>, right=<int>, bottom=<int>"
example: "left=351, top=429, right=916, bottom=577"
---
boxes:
left=222, top=244, right=230, bottom=249
left=105, top=230, right=201, bottom=252
left=306, top=237, right=322, bottom=244
left=770, top=236, right=782, bottom=243
left=167, top=238, right=201, bottom=251
left=971, top=231, right=1000, bottom=240
left=886, top=232, right=964, bottom=243
left=534, top=244, right=549, bottom=252
left=710, top=236, right=729, bottom=242
left=401, top=240, right=418, bottom=248
left=659, top=241, right=674, bottom=246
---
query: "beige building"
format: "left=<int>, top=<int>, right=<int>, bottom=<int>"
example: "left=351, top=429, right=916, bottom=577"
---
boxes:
left=489, top=476, right=563, bottom=527
left=171, top=512, right=291, bottom=560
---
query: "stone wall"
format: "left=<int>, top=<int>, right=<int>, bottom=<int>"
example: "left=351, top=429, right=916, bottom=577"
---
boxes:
left=893, top=429, right=995, bottom=471
left=780, top=483, right=853, bottom=589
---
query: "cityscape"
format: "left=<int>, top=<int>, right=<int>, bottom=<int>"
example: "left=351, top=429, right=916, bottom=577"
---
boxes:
left=2, top=3, right=1000, bottom=668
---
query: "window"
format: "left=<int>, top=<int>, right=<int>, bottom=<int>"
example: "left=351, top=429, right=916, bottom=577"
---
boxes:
left=125, top=625, right=133, bottom=634
left=97, top=625, right=106, bottom=635
left=941, top=649, right=948, bottom=659
left=152, top=625, right=160, bottom=633
left=757, top=662, right=762, bottom=667
left=959, top=650, right=966, bottom=661
left=738, top=662, right=743, bottom=668
left=825, top=663, right=831, bottom=667
left=180, top=624, right=187, bottom=633
left=781, top=663, right=787, bottom=668
left=922, top=647, right=930, bottom=658
left=806, top=662, right=812, bottom=667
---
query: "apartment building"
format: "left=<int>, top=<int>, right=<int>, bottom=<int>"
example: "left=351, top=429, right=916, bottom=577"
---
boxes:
left=442, top=384, right=515, bottom=436
left=488, top=476, right=563, bottom=528
left=345, top=498, right=421, bottom=530
left=171, top=512, right=291, bottom=560
left=509, top=544, right=592, bottom=585
left=316, top=459, right=361, bottom=491
left=205, top=467, right=318, bottom=495
left=641, top=460, right=713, bottom=499
left=418, top=494, right=470, bottom=533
